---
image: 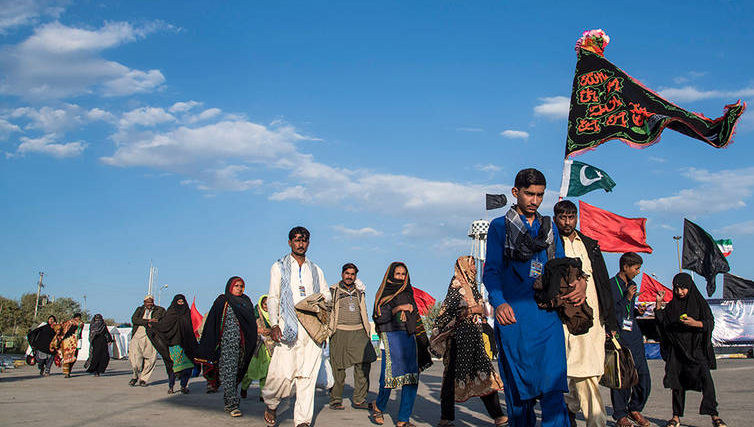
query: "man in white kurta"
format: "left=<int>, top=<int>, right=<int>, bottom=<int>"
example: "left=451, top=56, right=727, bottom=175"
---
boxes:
left=263, top=227, right=330, bottom=427
left=555, top=201, right=616, bottom=427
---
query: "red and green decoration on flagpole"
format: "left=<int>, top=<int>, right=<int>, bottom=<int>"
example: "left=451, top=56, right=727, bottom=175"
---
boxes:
left=565, top=29, right=746, bottom=158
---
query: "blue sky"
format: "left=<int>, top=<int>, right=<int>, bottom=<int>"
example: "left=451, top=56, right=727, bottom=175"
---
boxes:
left=2, top=0, right=754, bottom=322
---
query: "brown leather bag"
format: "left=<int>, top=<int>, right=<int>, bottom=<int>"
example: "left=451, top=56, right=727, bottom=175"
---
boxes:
left=600, top=336, right=639, bottom=389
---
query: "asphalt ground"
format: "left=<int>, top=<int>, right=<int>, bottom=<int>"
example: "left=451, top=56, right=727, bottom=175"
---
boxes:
left=1, top=358, right=752, bottom=427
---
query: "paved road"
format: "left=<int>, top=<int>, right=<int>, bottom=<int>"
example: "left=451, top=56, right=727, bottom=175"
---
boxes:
left=1, top=358, right=752, bottom=426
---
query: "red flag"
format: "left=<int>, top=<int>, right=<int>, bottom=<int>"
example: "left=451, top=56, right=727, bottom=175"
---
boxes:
left=412, top=287, right=436, bottom=316
left=190, top=297, right=204, bottom=339
left=638, top=274, right=673, bottom=303
left=579, top=201, right=652, bottom=253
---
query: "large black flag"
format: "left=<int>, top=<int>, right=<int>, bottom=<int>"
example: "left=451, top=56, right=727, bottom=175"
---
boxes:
left=486, top=193, right=507, bottom=210
left=682, top=218, right=730, bottom=296
left=565, top=32, right=746, bottom=158
left=723, top=273, right=754, bottom=299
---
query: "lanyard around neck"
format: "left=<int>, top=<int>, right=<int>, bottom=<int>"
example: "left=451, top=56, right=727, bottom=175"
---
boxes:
left=615, top=277, right=633, bottom=316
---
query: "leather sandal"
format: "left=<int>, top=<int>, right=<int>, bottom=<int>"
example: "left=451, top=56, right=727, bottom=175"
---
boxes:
left=264, top=407, right=277, bottom=426
left=352, top=400, right=369, bottom=410
left=329, top=402, right=345, bottom=410
left=396, top=422, right=416, bottom=427
left=369, top=402, right=384, bottom=425
left=666, top=419, right=680, bottom=427
left=712, top=418, right=728, bottom=427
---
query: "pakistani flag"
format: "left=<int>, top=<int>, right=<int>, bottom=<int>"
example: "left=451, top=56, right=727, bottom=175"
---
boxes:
left=716, top=239, right=733, bottom=257
left=559, top=159, right=616, bottom=197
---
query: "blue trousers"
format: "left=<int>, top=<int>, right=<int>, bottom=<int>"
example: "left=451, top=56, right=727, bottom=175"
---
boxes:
left=376, top=350, right=418, bottom=423
left=497, top=347, right=569, bottom=427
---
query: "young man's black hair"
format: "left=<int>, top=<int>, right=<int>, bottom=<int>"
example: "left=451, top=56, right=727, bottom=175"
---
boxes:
left=619, top=252, right=643, bottom=269
left=288, top=226, right=310, bottom=241
left=514, top=168, right=546, bottom=189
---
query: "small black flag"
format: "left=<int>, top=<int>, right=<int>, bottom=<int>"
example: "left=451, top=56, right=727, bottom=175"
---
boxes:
left=681, top=218, right=730, bottom=297
left=723, top=273, right=754, bottom=299
left=486, top=194, right=507, bottom=210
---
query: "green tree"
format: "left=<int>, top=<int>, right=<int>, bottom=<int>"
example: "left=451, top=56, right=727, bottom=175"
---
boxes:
left=421, top=302, right=443, bottom=335
left=0, top=297, right=22, bottom=335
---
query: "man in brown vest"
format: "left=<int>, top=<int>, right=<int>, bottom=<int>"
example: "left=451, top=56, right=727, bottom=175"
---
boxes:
left=327, top=263, right=377, bottom=410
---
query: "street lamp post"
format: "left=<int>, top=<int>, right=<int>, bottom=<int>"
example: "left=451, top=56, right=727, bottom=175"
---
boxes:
left=158, top=284, right=169, bottom=306
left=673, top=236, right=682, bottom=273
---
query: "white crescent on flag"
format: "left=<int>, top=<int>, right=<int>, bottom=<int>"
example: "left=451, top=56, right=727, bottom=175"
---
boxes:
left=579, top=165, right=603, bottom=186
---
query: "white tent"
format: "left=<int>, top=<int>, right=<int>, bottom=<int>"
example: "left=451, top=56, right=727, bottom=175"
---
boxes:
left=76, top=325, right=131, bottom=361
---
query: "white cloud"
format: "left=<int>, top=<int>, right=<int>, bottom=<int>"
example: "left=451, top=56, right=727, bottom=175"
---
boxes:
left=169, top=100, right=202, bottom=113
left=636, top=167, right=754, bottom=214
left=499, top=129, right=530, bottom=139
left=475, top=164, right=501, bottom=173
left=12, top=104, right=112, bottom=133
left=102, top=119, right=304, bottom=168
left=0, top=21, right=173, bottom=99
left=533, top=96, right=570, bottom=119
left=673, top=71, right=707, bottom=85
left=649, top=156, right=666, bottom=163
left=657, top=86, right=754, bottom=103
left=0, top=0, right=67, bottom=34
left=195, top=165, right=263, bottom=192
left=332, top=225, right=383, bottom=237
left=716, top=220, right=754, bottom=236
left=102, top=69, right=165, bottom=96
left=119, top=107, right=175, bottom=128
left=0, top=117, right=22, bottom=139
left=14, top=133, right=86, bottom=157
left=185, top=108, right=222, bottom=124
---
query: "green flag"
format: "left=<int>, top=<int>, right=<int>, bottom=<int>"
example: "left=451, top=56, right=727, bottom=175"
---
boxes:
left=559, top=159, right=616, bottom=197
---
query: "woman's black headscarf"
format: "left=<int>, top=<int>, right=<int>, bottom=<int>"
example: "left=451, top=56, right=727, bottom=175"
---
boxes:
left=153, top=294, right=198, bottom=359
left=657, top=273, right=716, bottom=390
left=89, top=314, right=108, bottom=342
left=195, top=276, right=257, bottom=381
left=374, top=262, right=418, bottom=333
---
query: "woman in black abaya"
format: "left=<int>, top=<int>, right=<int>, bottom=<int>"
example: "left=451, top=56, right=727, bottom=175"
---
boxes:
left=154, top=294, right=199, bottom=394
left=655, top=273, right=727, bottom=427
left=85, top=314, right=113, bottom=376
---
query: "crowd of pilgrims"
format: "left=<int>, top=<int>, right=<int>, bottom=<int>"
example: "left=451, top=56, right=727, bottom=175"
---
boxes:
left=26, top=168, right=729, bottom=427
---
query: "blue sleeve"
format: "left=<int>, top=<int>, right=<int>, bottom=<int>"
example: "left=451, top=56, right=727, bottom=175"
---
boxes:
left=483, top=218, right=507, bottom=308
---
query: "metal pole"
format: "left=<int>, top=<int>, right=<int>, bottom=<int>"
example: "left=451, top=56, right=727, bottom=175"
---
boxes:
left=673, top=236, right=682, bottom=272
left=34, top=272, right=44, bottom=321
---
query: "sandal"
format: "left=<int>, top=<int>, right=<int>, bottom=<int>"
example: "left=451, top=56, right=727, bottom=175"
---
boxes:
left=370, top=402, right=384, bottom=425
left=167, top=388, right=175, bottom=394
left=264, top=407, right=277, bottom=426
left=713, top=418, right=728, bottom=427
left=352, top=400, right=369, bottom=410
left=437, top=422, right=455, bottom=427
left=494, top=419, right=509, bottom=427
left=666, top=420, right=680, bottom=427
left=329, top=402, right=345, bottom=410
left=229, top=409, right=243, bottom=417
left=396, top=422, right=416, bottom=427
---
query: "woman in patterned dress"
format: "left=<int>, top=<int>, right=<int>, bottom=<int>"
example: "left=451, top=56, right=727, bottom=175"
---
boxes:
left=432, top=256, right=508, bottom=427
left=195, top=277, right=257, bottom=417
left=51, top=313, right=83, bottom=378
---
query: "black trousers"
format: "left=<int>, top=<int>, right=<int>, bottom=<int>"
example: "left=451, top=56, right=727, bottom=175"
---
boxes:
left=440, top=339, right=504, bottom=421
left=672, top=368, right=718, bottom=417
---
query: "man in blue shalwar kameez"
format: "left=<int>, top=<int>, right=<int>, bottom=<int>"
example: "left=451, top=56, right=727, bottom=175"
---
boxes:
left=484, top=168, right=585, bottom=427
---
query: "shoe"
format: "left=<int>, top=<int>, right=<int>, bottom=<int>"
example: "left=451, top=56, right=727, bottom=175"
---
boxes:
left=616, top=416, right=634, bottom=427
left=128, top=378, right=137, bottom=386
left=138, top=380, right=147, bottom=387
left=180, top=387, right=190, bottom=394
left=240, top=389, right=247, bottom=398
left=167, top=388, right=175, bottom=394
left=628, top=411, right=651, bottom=427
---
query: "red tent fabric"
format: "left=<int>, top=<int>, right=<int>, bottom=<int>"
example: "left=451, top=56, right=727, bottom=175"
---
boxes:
left=412, top=287, right=436, bottom=316
left=579, top=200, right=652, bottom=253
left=638, top=274, right=673, bottom=303
left=190, top=297, right=204, bottom=339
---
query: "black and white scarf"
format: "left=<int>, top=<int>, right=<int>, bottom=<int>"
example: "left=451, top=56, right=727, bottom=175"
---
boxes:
left=504, top=206, right=556, bottom=261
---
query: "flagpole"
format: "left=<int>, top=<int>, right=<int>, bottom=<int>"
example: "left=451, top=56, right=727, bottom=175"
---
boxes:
left=673, top=235, right=682, bottom=272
